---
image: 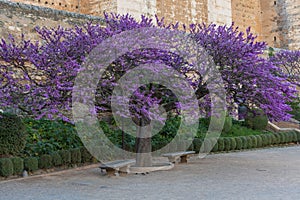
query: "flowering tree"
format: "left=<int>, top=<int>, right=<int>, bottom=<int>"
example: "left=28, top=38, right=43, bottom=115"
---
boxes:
left=0, top=14, right=297, bottom=124
left=269, top=49, right=300, bottom=87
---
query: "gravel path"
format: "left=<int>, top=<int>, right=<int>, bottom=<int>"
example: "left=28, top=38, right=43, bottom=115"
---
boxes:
left=1, top=146, right=300, bottom=200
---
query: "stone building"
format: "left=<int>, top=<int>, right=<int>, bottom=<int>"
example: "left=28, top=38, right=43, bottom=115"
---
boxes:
left=3, top=0, right=300, bottom=49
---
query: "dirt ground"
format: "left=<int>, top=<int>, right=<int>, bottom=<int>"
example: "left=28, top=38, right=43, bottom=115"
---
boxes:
left=0, top=146, right=300, bottom=200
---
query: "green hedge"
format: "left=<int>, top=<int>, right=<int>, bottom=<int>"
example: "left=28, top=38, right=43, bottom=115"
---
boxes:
left=51, top=152, right=62, bottom=167
left=217, top=138, right=225, bottom=151
left=224, top=138, right=231, bottom=151
left=59, top=150, right=71, bottom=165
left=245, top=109, right=268, bottom=130
left=0, top=158, right=14, bottom=177
left=39, top=154, right=53, bottom=169
left=24, top=157, right=39, bottom=172
left=11, top=157, right=24, bottom=175
left=240, top=136, right=248, bottom=149
left=192, top=138, right=202, bottom=153
left=0, top=113, right=27, bottom=156
left=235, top=137, right=243, bottom=150
left=80, top=147, right=94, bottom=163
left=70, top=148, right=81, bottom=164
left=210, top=138, right=218, bottom=152
left=255, top=135, right=263, bottom=148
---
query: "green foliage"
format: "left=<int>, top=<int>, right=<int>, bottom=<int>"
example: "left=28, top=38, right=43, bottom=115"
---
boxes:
left=80, top=147, right=93, bottom=163
left=249, top=135, right=257, bottom=148
left=288, top=98, right=300, bottom=121
left=230, top=138, right=237, bottom=150
left=202, top=139, right=212, bottom=153
left=278, top=132, right=286, bottom=144
left=255, top=135, right=263, bottom=147
left=240, top=136, right=248, bottom=149
left=223, top=138, right=231, bottom=151
left=23, top=118, right=82, bottom=157
left=0, top=113, right=27, bottom=156
left=70, top=148, right=81, bottom=164
left=192, top=138, right=202, bottom=153
left=270, top=134, right=277, bottom=145
left=38, top=154, right=53, bottom=169
left=260, top=134, right=268, bottom=146
left=245, top=136, right=252, bottom=149
left=58, top=150, right=71, bottom=165
left=0, top=158, right=14, bottom=177
left=24, top=157, right=38, bottom=172
left=273, top=133, right=281, bottom=145
left=222, top=116, right=233, bottom=133
left=217, top=138, right=225, bottom=151
left=291, top=131, right=298, bottom=143
left=223, top=122, right=270, bottom=138
left=296, top=131, right=300, bottom=142
left=245, top=109, right=268, bottom=130
left=209, top=138, right=218, bottom=152
left=235, top=137, right=243, bottom=150
left=11, top=157, right=24, bottom=175
left=51, top=152, right=62, bottom=167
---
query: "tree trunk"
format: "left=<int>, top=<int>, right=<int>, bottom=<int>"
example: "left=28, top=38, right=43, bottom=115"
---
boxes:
left=135, top=125, right=152, bottom=167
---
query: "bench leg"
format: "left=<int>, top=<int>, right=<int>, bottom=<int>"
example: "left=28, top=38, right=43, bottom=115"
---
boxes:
left=119, top=166, right=130, bottom=176
left=180, top=155, right=188, bottom=163
left=106, top=168, right=119, bottom=176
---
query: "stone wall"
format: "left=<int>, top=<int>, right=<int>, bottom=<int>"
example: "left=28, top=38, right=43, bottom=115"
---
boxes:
left=156, top=0, right=208, bottom=25
left=208, top=0, right=232, bottom=25
left=3, top=0, right=300, bottom=49
left=231, top=0, right=262, bottom=39
left=0, top=0, right=104, bottom=41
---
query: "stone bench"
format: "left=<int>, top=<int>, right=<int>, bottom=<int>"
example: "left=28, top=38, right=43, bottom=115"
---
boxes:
left=99, top=159, right=135, bottom=176
left=162, top=151, right=195, bottom=164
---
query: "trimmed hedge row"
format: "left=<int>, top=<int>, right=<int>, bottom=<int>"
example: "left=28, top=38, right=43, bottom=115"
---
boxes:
left=0, top=147, right=94, bottom=177
left=194, top=131, right=299, bottom=153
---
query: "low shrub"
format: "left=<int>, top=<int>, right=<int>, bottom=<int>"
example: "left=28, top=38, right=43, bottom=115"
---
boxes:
left=39, top=154, right=53, bottom=169
left=217, top=138, right=225, bottom=151
left=24, top=157, right=38, bottom=172
left=58, top=150, right=71, bottom=165
left=201, top=139, right=212, bottom=153
left=260, top=134, right=268, bottom=146
left=245, top=109, right=268, bottom=130
left=223, top=138, right=231, bottom=151
left=273, top=133, right=281, bottom=145
left=296, top=131, right=300, bottom=143
left=11, top=157, right=24, bottom=175
left=80, top=147, right=93, bottom=163
left=70, top=148, right=81, bottom=164
left=245, top=136, right=253, bottom=149
left=278, top=132, right=286, bottom=144
left=51, top=152, right=62, bottom=167
left=192, top=138, right=202, bottom=153
left=240, top=136, right=248, bottom=149
left=0, top=158, right=14, bottom=177
left=291, top=131, right=298, bottom=143
left=235, top=137, right=243, bottom=150
left=230, top=138, right=237, bottom=150
left=255, top=135, right=263, bottom=147
left=269, top=134, right=276, bottom=145
left=249, top=135, right=257, bottom=148
left=222, top=116, right=233, bottom=133
left=210, top=138, right=218, bottom=152
left=0, top=113, right=27, bottom=156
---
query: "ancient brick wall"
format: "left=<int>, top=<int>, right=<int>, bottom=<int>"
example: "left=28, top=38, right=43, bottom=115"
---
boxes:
left=208, top=0, right=232, bottom=25
left=231, top=0, right=262, bottom=40
left=0, top=0, right=104, bottom=41
left=156, top=0, right=208, bottom=25
left=275, top=0, right=300, bottom=50
left=3, top=0, right=300, bottom=49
